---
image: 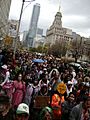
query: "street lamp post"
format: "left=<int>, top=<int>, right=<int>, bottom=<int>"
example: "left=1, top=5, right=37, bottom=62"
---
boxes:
left=13, top=0, right=36, bottom=59
left=13, top=0, right=25, bottom=59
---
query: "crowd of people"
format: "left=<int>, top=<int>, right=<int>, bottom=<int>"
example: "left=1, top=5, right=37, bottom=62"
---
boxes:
left=0, top=48, right=90, bottom=120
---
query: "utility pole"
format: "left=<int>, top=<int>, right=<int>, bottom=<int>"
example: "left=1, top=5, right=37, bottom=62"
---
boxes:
left=13, top=0, right=25, bottom=59
left=13, top=0, right=36, bottom=59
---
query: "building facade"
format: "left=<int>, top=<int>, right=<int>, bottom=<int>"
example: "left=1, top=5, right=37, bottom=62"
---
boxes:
left=33, top=28, right=44, bottom=48
left=26, top=3, right=40, bottom=48
left=0, top=0, right=11, bottom=39
left=34, top=35, right=45, bottom=48
left=22, top=31, right=28, bottom=46
left=46, top=10, right=73, bottom=46
left=46, top=4, right=90, bottom=60
left=81, top=37, right=90, bottom=60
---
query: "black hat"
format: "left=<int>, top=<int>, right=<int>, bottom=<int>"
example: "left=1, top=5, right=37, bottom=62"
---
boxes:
left=0, top=95, right=10, bottom=104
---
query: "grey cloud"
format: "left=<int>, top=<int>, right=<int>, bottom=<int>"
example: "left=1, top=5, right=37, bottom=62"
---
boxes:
left=47, top=0, right=90, bottom=32
left=62, top=0, right=90, bottom=16
left=64, top=22, right=90, bottom=30
left=63, top=18, right=90, bottom=29
left=10, top=0, right=90, bottom=37
left=50, top=0, right=90, bottom=16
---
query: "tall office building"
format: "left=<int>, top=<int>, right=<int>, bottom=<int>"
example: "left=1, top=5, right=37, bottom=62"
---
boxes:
left=27, top=3, right=40, bottom=47
left=0, top=0, right=12, bottom=39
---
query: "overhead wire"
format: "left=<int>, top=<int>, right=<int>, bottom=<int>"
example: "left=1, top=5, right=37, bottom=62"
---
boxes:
left=23, top=0, right=36, bottom=12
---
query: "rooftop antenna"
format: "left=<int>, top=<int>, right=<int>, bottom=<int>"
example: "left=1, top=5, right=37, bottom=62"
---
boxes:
left=58, top=0, right=61, bottom=12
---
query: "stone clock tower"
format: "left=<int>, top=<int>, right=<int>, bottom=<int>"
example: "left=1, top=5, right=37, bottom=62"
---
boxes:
left=46, top=1, right=73, bottom=46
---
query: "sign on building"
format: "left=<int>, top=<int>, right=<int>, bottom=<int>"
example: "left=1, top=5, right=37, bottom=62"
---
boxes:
left=8, top=20, right=19, bottom=37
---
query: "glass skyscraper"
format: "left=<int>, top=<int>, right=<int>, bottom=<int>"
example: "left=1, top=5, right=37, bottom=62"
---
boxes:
left=27, top=3, right=40, bottom=47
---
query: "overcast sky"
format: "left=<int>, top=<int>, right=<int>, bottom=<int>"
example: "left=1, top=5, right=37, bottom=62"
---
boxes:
left=9, top=0, right=90, bottom=37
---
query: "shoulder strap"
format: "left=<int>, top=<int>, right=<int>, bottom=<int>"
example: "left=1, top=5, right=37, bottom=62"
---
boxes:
left=31, top=87, right=35, bottom=97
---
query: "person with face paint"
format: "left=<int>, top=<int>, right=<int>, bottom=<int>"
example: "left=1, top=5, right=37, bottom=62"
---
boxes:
left=12, top=73, right=26, bottom=110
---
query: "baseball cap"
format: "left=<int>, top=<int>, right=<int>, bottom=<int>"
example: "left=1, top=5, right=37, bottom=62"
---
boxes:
left=16, top=103, right=29, bottom=115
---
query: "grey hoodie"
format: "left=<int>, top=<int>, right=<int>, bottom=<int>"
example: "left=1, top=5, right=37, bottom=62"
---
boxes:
left=69, top=102, right=83, bottom=120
